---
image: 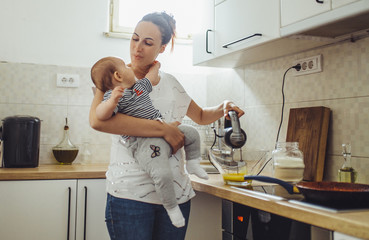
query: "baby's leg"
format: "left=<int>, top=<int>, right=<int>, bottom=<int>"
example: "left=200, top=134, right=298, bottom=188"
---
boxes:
left=133, top=137, right=185, bottom=228
left=178, top=124, right=209, bottom=180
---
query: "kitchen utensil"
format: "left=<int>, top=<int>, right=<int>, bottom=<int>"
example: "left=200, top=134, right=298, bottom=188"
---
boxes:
left=223, top=111, right=247, bottom=149
left=286, top=106, right=330, bottom=181
left=243, top=175, right=369, bottom=208
left=1, top=115, right=41, bottom=168
left=208, top=110, right=249, bottom=186
left=52, top=118, right=79, bottom=164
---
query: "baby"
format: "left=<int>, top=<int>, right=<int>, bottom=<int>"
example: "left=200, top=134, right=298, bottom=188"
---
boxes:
left=91, top=56, right=208, bottom=228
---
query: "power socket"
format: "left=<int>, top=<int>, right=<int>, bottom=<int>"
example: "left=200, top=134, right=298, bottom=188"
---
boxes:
left=56, top=74, right=80, bottom=88
left=293, top=54, right=322, bottom=76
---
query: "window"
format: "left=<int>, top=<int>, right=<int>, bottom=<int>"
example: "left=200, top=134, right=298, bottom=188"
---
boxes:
left=109, top=0, right=203, bottom=41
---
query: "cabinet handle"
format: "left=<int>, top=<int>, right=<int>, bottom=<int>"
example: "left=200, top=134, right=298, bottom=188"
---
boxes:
left=83, top=186, right=88, bottom=240
left=316, top=0, right=324, bottom=3
left=222, top=33, right=262, bottom=48
left=67, top=187, right=71, bottom=240
left=206, top=29, right=213, bottom=54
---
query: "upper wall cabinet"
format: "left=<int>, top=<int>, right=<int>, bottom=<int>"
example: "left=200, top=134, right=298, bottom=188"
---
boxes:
left=193, top=0, right=369, bottom=68
left=280, top=0, right=369, bottom=38
left=281, top=0, right=331, bottom=27
left=332, top=0, right=359, bottom=9
left=193, top=0, right=280, bottom=67
left=192, top=0, right=215, bottom=65
left=214, top=0, right=280, bottom=57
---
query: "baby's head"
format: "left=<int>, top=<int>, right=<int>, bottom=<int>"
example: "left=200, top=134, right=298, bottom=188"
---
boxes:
left=91, top=56, right=135, bottom=92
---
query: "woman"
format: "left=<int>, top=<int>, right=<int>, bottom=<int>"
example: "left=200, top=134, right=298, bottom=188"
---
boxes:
left=89, top=12, right=244, bottom=240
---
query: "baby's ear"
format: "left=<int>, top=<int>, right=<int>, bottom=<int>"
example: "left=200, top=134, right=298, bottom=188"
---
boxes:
left=113, top=71, right=123, bottom=82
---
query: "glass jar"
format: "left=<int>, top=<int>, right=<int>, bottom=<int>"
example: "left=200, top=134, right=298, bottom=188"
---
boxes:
left=52, top=118, right=79, bottom=165
left=272, top=142, right=304, bottom=183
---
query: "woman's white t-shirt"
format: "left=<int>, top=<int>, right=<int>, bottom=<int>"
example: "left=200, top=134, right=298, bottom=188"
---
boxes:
left=106, top=71, right=196, bottom=204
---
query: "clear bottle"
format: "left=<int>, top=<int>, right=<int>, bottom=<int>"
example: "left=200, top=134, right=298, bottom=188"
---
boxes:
left=80, top=140, right=92, bottom=165
left=52, top=118, right=79, bottom=165
left=338, top=143, right=357, bottom=183
left=272, top=142, right=305, bottom=183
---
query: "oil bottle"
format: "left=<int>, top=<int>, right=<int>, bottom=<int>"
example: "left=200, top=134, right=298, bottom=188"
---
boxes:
left=338, top=143, right=357, bottom=183
left=52, top=118, right=79, bottom=164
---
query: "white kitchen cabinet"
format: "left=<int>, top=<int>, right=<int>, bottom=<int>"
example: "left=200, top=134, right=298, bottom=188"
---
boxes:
left=281, top=0, right=331, bottom=27
left=334, top=231, right=363, bottom=240
left=332, top=0, right=359, bottom=9
left=192, top=0, right=215, bottom=65
left=75, top=179, right=110, bottom=240
left=185, top=191, right=222, bottom=240
left=280, top=0, right=369, bottom=37
left=0, top=179, right=109, bottom=240
left=214, top=0, right=280, bottom=57
left=192, top=0, right=280, bottom=67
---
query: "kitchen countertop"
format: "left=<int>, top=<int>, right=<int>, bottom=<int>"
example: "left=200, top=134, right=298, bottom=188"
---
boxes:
left=1, top=164, right=368, bottom=239
left=0, top=163, right=108, bottom=180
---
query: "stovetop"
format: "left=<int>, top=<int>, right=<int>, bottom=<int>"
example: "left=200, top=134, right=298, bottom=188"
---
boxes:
left=232, top=185, right=369, bottom=213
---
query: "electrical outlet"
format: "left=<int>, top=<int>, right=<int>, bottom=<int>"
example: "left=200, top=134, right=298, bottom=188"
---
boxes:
left=56, top=74, right=80, bottom=88
left=293, top=54, right=322, bottom=76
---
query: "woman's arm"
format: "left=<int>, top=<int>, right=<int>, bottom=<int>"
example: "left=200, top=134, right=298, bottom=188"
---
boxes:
left=186, top=100, right=245, bottom=125
left=89, top=88, right=185, bottom=152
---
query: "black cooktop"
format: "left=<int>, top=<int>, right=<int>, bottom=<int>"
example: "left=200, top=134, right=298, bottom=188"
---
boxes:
left=237, top=185, right=369, bottom=213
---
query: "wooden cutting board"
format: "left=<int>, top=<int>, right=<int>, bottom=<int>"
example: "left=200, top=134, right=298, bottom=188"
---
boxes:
left=286, top=106, right=331, bottom=181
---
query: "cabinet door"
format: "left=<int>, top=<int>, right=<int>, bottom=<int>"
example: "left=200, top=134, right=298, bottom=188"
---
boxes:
left=192, top=0, right=215, bottom=65
left=332, top=0, right=358, bottom=9
left=75, top=179, right=109, bottom=240
left=214, top=0, right=280, bottom=57
left=0, top=180, right=77, bottom=240
left=281, top=0, right=331, bottom=27
left=333, top=231, right=362, bottom=240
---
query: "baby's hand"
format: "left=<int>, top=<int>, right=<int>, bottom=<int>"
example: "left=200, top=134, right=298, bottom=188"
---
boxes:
left=150, top=61, right=161, bottom=72
left=146, top=61, right=161, bottom=85
left=110, top=86, right=124, bottom=103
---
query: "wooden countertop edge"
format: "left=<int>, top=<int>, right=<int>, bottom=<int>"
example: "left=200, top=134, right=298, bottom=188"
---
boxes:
left=1, top=165, right=368, bottom=238
left=191, top=175, right=369, bottom=239
left=0, top=164, right=108, bottom=180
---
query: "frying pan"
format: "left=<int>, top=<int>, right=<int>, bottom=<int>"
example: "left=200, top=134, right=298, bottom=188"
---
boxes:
left=243, top=176, right=369, bottom=208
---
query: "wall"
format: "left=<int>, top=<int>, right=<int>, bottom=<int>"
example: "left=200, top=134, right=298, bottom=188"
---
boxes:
left=0, top=0, right=209, bottom=73
left=0, top=0, right=214, bottom=165
left=206, top=37, right=369, bottom=183
left=1, top=0, right=368, bottom=183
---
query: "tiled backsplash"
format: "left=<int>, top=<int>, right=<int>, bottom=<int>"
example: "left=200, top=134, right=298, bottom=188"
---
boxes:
left=206, top=37, right=369, bottom=184
left=0, top=62, right=111, bottom=165
left=1, top=37, right=368, bottom=183
left=0, top=62, right=209, bottom=166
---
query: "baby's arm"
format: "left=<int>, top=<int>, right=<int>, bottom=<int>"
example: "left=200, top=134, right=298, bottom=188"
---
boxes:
left=96, top=86, right=124, bottom=121
left=145, top=61, right=161, bottom=86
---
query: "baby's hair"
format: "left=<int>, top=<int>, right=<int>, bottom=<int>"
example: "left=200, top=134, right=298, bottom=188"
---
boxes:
left=91, top=57, right=117, bottom=92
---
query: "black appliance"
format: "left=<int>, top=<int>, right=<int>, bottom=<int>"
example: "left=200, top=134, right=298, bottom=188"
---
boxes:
left=222, top=199, right=250, bottom=240
left=222, top=198, right=310, bottom=240
left=1, top=115, right=41, bottom=168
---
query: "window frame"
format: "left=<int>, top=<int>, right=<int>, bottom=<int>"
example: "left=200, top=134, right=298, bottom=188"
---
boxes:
left=106, top=0, right=193, bottom=42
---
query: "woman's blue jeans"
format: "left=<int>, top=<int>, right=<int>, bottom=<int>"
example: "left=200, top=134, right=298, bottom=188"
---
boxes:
left=105, top=194, right=191, bottom=240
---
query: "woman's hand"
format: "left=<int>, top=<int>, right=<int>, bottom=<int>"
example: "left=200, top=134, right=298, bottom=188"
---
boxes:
left=162, top=121, right=185, bottom=154
left=223, top=100, right=245, bottom=120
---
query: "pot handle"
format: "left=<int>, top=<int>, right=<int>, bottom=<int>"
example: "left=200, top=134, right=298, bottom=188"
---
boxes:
left=243, top=175, right=300, bottom=194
